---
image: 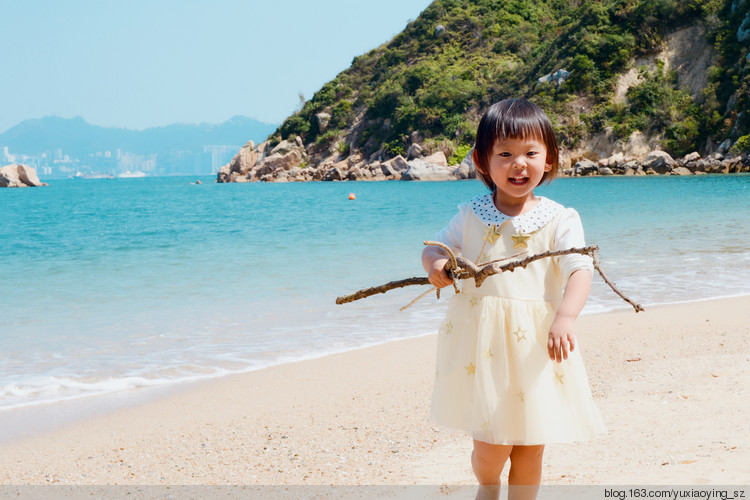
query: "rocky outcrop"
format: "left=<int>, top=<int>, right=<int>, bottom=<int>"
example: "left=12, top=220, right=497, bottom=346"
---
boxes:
left=314, top=113, right=331, bottom=132
left=572, top=159, right=600, bottom=177
left=401, top=161, right=452, bottom=181
left=217, top=137, right=308, bottom=183
left=566, top=150, right=750, bottom=177
left=217, top=137, right=750, bottom=183
left=406, top=143, right=423, bottom=160
left=538, top=68, right=570, bottom=86
left=642, top=150, right=678, bottom=174
left=376, top=155, right=406, bottom=178
left=401, top=151, right=451, bottom=180
left=0, top=164, right=47, bottom=187
left=216, top=138, right=480, bottom=183
left=216, top=141, right=258, bottom=183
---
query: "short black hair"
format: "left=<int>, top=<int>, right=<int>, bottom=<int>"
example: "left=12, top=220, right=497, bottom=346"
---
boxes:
left=473, top=98, right=559, bottom=191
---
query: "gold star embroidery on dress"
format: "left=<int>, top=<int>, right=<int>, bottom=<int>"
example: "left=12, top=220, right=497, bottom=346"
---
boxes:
left=481, top=420, right=490, bottom=432
left=517, top=391, right=525, bottom=403
left=465, top=362, right=476, bottom=375
left=555, top=372, right=565, bottom=385
left=512, top=327, right=527, bottom=342
left=470, top=296, right=480, bottom=307
left=483, top=225, right=502, bottom=245
left=443, top=321, right=453, bottom=334
left=481, top=349, right=494, bottom=359
left=511, top=233, right=531, bottom=249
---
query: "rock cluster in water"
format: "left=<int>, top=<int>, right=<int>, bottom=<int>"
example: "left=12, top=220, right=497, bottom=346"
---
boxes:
left=0, top=164, right=47, bottom=187
left=216, top=137, right=750, bottom=183
left=566, top=150, right=750, bottom=176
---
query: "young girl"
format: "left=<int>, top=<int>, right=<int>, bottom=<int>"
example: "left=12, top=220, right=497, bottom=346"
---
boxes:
left=422, top=98, right=605, bottom=499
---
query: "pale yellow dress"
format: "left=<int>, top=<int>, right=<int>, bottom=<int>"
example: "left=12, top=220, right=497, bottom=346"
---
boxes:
left=431, top=194, right=606, bottom=445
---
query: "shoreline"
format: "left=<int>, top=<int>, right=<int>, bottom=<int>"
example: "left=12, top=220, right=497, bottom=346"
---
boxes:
left=0, top=333, right=442, bottom=446
left=0, top=290, right=738, bottom=440
left=2, top=296, right=749, bottom=485
left=0, top=292, right=747, bottom=445
left=217, top=131, right=750, bottom=184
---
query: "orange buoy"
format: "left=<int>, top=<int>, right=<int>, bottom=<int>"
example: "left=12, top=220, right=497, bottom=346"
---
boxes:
left=348, top=192, right=356, bottom=200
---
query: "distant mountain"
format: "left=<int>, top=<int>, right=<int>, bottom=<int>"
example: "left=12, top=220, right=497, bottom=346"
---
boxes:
left=0, top=116, right=278, bottom=160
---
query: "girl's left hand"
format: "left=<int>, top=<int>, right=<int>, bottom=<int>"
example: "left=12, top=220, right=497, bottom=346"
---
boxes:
left=547, top=316, right=576, bottom=363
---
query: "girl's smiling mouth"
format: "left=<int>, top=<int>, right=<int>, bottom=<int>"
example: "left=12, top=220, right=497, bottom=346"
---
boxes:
left=509, top=176, right=529, bottom=185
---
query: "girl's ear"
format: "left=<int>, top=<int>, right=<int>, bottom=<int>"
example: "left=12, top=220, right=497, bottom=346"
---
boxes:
left=544, top=153, right=554, bottom=172
left=472, top=149, right=485, bottom=173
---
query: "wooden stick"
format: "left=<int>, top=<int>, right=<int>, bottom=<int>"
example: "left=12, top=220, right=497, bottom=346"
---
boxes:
left=335, top=277, right=431, bottom=304
left=335, top=243, right=644, bottom=312
left=473, top=245, right=599, bottom=286
left=592, top=248, right=645, bottom=312
left=399, top=286, right=438, bottom=311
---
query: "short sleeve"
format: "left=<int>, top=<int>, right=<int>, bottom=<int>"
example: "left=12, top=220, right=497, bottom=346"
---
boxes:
left=433, top=204, right=469, bottom=257
left=555, top=208, right=594, bottom=279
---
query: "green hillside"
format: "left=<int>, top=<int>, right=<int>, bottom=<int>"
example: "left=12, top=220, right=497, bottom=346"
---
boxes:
left=272, top=0, right=750, bottom=163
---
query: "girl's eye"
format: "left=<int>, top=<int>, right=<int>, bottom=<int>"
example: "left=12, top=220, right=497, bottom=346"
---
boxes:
left=527, top=151, right=538, bottom=157
left=499, top=152, right=511, bottom=157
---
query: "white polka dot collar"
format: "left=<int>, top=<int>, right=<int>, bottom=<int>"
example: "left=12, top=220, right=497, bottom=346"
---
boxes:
left=470, top=192, right=563, bottom=234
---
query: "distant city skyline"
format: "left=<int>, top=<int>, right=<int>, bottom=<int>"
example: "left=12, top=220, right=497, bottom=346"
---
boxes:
left=1, top=143, right=235, bottom=178
left=0, top=115, right=277, bottom=177
left=0, top=0, right=432, bottom=134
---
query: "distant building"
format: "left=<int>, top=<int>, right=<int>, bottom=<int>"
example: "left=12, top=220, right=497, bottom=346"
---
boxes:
left=204, top=145, right=240, bottom=173
left=118, top=152, right=157, bottom=174
left=3, top=142, right=242, bottom=177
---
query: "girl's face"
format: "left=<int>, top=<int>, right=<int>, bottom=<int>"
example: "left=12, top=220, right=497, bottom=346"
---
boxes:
left=487, top=136, right=551, bottom=207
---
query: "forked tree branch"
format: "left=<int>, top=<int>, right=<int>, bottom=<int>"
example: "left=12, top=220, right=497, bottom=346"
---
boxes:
left=336, top=241, right=644, bottom=313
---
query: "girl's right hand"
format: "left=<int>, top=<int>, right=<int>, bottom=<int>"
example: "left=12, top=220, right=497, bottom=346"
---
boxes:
left=428, top=258, right=454, bottom=288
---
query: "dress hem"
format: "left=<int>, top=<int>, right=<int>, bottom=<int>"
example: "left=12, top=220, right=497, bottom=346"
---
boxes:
left=429, top=419, right=607, bottom=446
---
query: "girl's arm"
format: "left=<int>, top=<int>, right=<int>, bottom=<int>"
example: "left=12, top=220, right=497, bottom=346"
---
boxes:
left=422, top=246, right=454, bottom=288
left=548, top=269, right=591, bottom=363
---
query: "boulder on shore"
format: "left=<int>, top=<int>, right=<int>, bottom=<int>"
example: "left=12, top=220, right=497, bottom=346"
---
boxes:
left=423, top=151, right=448, bottom=167
left=671, top=166, right=693, bottom=176
left=401, top=157, right=454, bottom=181
left=381, top=155, right=409, bottom=176
left=217, top=141, right=258, bottom=182
left=406, top=143, right=423, bottom=160
left=0, top=164, right=47, bottom=187
left=643, top=150, right=676, bottom=174
left=452, top=148, right=477, bottom=179
left=217, top=137, right=307, bottom=183
left=573, top=159, right=599, bottom=176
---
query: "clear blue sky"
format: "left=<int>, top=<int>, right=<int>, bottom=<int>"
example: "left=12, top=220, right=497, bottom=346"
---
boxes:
left=0, top=0, right=432, bottom=133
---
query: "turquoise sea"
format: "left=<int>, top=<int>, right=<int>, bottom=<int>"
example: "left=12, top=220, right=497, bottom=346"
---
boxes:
left=2, top=175, right=749, bottom=417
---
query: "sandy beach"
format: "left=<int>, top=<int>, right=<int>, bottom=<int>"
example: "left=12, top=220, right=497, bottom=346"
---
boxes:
left=1, top=296, right=749, bottom=487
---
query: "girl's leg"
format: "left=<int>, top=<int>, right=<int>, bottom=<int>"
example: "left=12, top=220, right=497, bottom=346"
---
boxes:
left=507, top=444, right=545, bottom=500
left=471, top=439, right=513, bottom=500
